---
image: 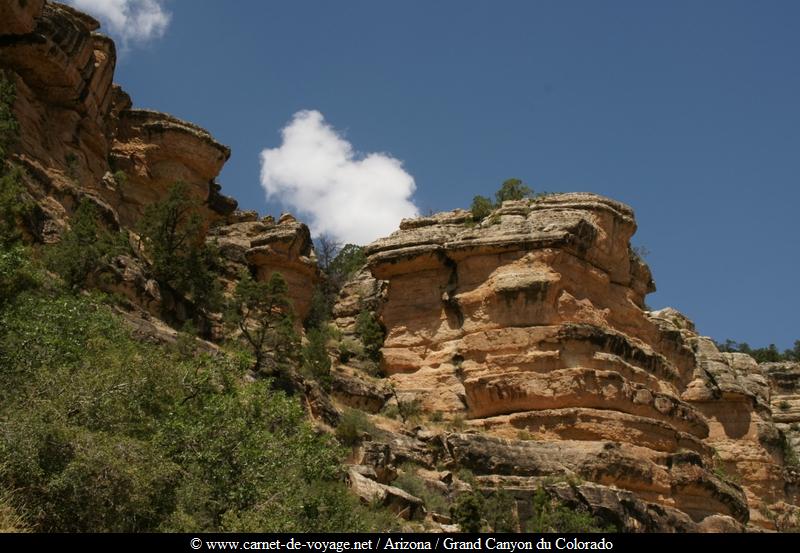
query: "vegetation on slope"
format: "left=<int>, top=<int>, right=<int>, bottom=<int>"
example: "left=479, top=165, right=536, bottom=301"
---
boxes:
left=0, top=71, right=394, bottom=533
left=0, top=247, right=394, bottom=532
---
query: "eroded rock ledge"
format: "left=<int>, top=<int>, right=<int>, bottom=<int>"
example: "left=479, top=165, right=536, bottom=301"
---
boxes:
left=358, top=193, right=799, bottom=530
left=0, top=1, right=317, bottom=321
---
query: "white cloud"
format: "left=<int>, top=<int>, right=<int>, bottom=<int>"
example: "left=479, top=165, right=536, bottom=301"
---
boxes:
left=66, top=0, right=171, bottom=44
left=260, top=110, right=419, bottom=246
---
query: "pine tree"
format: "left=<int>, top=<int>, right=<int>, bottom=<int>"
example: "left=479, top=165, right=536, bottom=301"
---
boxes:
left=226, top=271, right=300, bottom=388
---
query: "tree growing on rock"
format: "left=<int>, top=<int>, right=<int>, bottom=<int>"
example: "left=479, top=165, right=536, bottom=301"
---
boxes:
left=138, top=182, right=221, bottom=312
left=225, top=270, right=299, bottom=389
left=305, top=239, right=368, bottom=330
left=356, top=309, right=384, bottom=362
left=470, top=195, right=494, bottom=222
left=45, top=199, right=126, bottom=290
left=470, top=178, right=534, bottom=222
left=0, top=70, right=19, bottom=163
left=495, top=178, right=533, bottom=204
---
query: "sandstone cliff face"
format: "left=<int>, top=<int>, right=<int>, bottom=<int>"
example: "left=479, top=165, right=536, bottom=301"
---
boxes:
left=358, top=193, right=799, bottom=530
left=210, top=211, right=320, bottom=323
left=0, top=1, right=317, bottom=320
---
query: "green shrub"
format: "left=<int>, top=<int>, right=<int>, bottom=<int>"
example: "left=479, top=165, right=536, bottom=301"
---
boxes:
left=338, top=336, right=363, bottom=363
left=0, top=486, right=28, bottom=533
left=393, top=467, right=449, bottom=515
left=381, top=404, right=400, bottom=420
left=0, top=243, right=37, bottom=307
left=470, top=179, right=534, bottom=223
left=451, top=490, right=485, bottom=532
left=65, top=152, right=79, bottom=180
left=304, top=287, right=331, bottom=330
left=526, top=487, right=611, bottom=533
left=470, top=195, right=494, bottom=222
left=495, top=178, right=533, bottom=204
left=484, top=489, right=518, bottom=532
left=450, top=487, right=517, bottom=533
left=225, top=270, right=299, bottom=383
left=451, top=414, right=467, bottom=431
left=517, top=429, right=533, bottom=441
left=0, top=70, right=19, bottom=162
left=0, top=165, right=29, bottom=246
left=0, top=286, right=389, bottom=532
left=138, top=182, right=221, bottom=311
left=356, top=310, right=384, bottom=362
left=310, top=240, right=367, bottom=329
left=113, top=170, right=128, bottom=185
left=715, top=339, right=800, bottom=363
left=780, top=433, right=799, bottom=468
left=328, top=243, right=366, bottom=285
left=45, top=199, right=126, bottom=290
left=397, top=397, right=423, bottom=423
left=335, top=408, right=374, bottom=447
left=302, top=326, right=332, bottom=390
left=456, top=468, right=475, bottom=484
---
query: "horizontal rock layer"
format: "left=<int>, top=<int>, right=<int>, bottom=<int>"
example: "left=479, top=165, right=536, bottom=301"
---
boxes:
left=361, top=194, right=799, bottom=529
left=1, top=2, right=316, bottom=321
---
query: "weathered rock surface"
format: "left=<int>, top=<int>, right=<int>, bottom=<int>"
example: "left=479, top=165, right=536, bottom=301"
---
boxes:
left=109, top=108, right=234, bottom=227
left=332, top=266, right=384, bottom=335
left=331, top=366, right=392, bottom=413
left=347, top=467, right=425, bottom=520
left=359, top=193, right=799, bottom=529
left=0, top=1, right=317, bottom=322
left=210, top=213, right=321, bottom=322
left=0, top=0, right=45, bottom=35
left=2, top=0, right=238, bottom=230
left=5, top=1, right=799, bottom=533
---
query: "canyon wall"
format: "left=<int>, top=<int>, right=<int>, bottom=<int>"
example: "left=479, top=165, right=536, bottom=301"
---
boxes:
left=357, top=195, right=799, bottom=530
left=0, top=1, right=319, bottom=321
left=3, top=1, right=798, bottom=532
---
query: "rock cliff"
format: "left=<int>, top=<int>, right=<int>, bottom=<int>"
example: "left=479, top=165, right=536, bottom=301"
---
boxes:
left=348, top=194, right=799, bottom=530
left=0, top=1, right=318, bottom=321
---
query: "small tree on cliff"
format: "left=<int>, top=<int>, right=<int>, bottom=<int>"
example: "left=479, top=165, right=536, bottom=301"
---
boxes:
left=495, top=178, right=533, bottom=204
left=138, top=182, right=221, bottom=311
left=470, top=195, right=494, bottom=222
left=0, top=70, right=19, bottom=163
left=45, top=199, right=127, bottom=290
left=225, top=270, right=299, bottom=387
left=470, top=178, right=534, bottom=222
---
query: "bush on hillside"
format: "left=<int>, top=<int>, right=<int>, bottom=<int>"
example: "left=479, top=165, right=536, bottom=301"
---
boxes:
left=0, top=264, right=391, bottom=532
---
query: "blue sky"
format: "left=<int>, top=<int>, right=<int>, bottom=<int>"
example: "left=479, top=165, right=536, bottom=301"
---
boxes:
left=74, top=1, right=799, bottom=350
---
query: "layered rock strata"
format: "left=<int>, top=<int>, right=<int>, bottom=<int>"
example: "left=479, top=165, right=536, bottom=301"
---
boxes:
left=361, top=193, right=796, bottom=528
left=1, top=2, right=238, bottom=233
left=210, top=212, right=321, bottom=323
left=0, top=2, right=317, bottom=320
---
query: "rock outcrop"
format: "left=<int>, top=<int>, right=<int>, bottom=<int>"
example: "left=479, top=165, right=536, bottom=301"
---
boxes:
left=210, top=212, right=321, bottom=323
left=358, top=193, right=799, bottom=530
left=1, top=2, right=238, bottom=233
left=0, top=1, right=317, bottom=321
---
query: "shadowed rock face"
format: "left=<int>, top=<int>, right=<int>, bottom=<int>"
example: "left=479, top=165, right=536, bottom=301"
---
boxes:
left=362, top=193, right=798, bottom=528
left=109, top=108, right=233, bottom=227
